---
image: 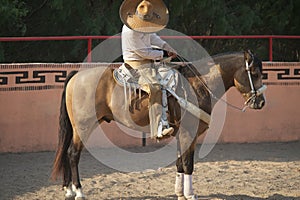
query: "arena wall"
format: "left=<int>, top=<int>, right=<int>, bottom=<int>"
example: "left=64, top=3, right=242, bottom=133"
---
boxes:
left=0, top=62, right=300, bottom=152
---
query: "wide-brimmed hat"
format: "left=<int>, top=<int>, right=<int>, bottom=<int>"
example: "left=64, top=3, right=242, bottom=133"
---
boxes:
left=120, top=0, right=169, bottom=33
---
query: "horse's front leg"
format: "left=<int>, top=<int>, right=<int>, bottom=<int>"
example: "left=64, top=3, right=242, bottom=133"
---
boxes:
left=175, top=137, right=197, bottom=200
left=175, top=138, right=185, bottom=199
left=176, top=151, right=197, bottom=200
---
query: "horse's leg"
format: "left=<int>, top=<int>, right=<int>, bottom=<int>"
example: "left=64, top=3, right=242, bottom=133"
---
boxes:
left=175, top=138, right=185, bottom=200
left=176, top=145, right=197, bottom=200
left=60, top=136, right=73, bottom=198
left=182, top=144, right=197, bottom=200
left=169, top=98, right=187, bottom=200
left=68, top=130, right=85, bottom=200
left=63, top=159, right=74, bottom=199
left=176, top=129, right=198, bottom=200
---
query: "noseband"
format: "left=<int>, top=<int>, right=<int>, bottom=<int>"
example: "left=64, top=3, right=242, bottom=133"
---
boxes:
left=244, top=55, right=267, bottom=107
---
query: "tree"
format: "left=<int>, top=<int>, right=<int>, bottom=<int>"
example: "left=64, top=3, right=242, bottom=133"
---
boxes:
left=0, top=0, right=299, bottom=62
left=0, top=0, right=28, bottom=61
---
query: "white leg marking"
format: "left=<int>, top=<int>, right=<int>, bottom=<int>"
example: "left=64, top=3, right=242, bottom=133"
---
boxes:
left=184, top=174, right=197, bottom=200
left=72, top=184, right=85, bottom=199
left=178, top=196, right=187, bottom=200
left=175, top=172, right=184, bottom=197
left=64, top=186, right=75, bottom=198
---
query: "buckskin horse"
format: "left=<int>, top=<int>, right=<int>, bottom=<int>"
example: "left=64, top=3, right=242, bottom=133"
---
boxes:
left=51, top=50, right=266, bottom=200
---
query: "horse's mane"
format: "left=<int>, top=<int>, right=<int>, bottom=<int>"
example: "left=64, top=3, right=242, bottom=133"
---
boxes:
left=212, top=51, right=243, bottom=59
left=177, top=63, right=211, bottom=99
left=212, top=51, right=262, bottom=72
left=177, top=63, right=202, bottom=78
left=178, top=51, right=244, bottom=78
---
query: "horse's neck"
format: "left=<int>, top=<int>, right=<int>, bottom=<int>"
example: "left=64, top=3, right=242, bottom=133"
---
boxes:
left=205, top=55, right=243, bottom=99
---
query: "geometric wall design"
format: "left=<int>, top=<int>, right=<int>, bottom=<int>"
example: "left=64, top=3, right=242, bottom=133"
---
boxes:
left=1, top=62, right=300, bottom=92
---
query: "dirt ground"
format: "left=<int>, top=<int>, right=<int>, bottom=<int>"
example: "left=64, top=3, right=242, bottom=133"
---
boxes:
left=0, top=142, right=299, bottom=200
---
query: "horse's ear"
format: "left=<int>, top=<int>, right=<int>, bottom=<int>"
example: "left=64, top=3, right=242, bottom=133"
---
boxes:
left=244, top=50, right=253, bottom=62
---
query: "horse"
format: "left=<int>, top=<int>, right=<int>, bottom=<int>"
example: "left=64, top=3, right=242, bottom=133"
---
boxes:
left=51, top=50, right=266, bottom=200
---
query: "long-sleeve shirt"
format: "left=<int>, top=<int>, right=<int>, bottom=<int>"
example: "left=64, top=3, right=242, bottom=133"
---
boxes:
left=121, top=25, right=166, bottom=61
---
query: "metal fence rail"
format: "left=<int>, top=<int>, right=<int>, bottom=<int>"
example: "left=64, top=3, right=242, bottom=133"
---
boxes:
left=1, top=35, right=299, bottom=62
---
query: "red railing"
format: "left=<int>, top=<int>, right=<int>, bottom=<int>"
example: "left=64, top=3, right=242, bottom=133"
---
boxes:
left=1, top=35, right=299, bottom=62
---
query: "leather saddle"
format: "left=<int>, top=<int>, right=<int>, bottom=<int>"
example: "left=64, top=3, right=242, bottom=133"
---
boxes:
left=113, top=63, right=179, bottom=112
left=113, top=63, right=178, bottom=92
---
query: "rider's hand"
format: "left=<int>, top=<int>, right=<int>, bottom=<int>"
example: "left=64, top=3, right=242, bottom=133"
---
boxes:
left=167, top=51, right=177, bottom=59
left=163, top=43, right=177, bottom=59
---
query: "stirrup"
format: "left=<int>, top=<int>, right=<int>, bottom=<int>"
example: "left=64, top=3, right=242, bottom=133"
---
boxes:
left=162, top=127, right=174, bottom=136
left=157, top=122, right=174, bottom=139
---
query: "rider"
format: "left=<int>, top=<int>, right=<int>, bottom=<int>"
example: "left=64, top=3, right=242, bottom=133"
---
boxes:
left=119, top=0, right=177, bottom=139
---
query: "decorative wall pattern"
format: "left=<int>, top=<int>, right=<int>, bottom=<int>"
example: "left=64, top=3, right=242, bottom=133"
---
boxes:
left=1, top=63, right=299, bottom=92
left=0, top=63, right=120, bottom=91
left=262, top=62, right=300, bottom=86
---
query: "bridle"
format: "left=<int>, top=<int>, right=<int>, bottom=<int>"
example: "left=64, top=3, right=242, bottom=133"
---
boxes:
left=176, top=53, right=267, bottom=112
left=243, top=54, right=267, bottom=109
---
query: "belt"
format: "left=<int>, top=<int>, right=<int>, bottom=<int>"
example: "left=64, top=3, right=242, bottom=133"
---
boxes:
left=124, top=60, right=153, bottom=69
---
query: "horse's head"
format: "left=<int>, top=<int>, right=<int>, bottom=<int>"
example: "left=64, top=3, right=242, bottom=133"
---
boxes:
left=233, top=50, right=266, bottom=109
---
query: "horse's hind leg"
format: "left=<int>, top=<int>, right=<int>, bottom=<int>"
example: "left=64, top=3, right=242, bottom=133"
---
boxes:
left=62, top=161, right=73, bottom=198
left=66, top=126, right=91, bottom=200
left=59, top=132, right=83, bottom=200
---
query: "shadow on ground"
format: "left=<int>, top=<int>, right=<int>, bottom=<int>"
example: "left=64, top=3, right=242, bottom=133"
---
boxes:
left=103, top=193, right=300, bottom=200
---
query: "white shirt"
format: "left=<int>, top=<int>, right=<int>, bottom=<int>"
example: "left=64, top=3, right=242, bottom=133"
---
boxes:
left=121, top=25, right=166, bottom=61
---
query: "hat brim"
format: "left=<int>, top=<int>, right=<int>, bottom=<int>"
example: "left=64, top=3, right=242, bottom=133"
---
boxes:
left=120, top=0, right=169, bottom=33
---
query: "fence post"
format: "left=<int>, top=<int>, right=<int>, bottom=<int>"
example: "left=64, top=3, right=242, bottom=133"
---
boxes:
left=87, top=38, right=92, bottom=62
left=269, top=37, right=273, bottom=61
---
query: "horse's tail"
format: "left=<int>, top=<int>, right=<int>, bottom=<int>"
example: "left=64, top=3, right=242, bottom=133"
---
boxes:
left=51, top=71, right=77, bottom=181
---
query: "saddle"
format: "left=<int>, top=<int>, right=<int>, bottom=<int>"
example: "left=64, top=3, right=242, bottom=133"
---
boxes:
left=113, top=63, right=141, bottom=90
left=113, top=62, right=179, bottom=112
left=113, top=63, right=179, bottom=92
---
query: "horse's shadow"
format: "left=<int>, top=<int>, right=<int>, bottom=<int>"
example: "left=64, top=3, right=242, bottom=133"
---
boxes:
left=205, top=194, right=300, bottom=200
left=102, top=194, right=300, bottom=200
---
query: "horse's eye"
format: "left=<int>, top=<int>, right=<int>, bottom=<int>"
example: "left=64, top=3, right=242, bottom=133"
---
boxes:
left=252, top=73, right=259, bottom=78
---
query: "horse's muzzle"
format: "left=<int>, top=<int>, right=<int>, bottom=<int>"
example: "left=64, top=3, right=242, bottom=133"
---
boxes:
left=249, top=95, right=266, bottom=109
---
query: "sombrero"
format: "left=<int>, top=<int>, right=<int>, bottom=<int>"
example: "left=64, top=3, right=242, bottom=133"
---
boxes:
left=119, top=0, right=169, bottom=33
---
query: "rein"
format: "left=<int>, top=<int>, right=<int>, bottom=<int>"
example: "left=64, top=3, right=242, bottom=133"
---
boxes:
left=176, top=54, right=264, bottom=112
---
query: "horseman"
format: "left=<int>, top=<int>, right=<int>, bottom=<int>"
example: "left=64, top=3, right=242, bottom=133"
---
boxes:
left=120, top=0, right=177, bottom=139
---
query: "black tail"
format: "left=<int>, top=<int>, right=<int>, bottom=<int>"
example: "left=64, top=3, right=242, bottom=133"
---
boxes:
left=51, top=71, right=78, bottom=180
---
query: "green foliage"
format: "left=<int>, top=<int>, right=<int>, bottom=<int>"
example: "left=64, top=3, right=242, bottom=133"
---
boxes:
left=165, top=0, right=299, bottom=61
left=0, top=0, right=28, bottom=36
left=0, top=0, right=299, bottom=62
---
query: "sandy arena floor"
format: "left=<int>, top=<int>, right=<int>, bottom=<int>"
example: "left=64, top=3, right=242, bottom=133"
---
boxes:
left=0, top=142, right=299, bottom=200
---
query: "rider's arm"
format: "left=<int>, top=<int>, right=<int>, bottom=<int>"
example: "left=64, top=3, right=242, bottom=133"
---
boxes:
left=150, top=33, right=166, bottom=49
left=122, top=26, right=163, bottom=60
left=150, top=33, right=177, bottom=58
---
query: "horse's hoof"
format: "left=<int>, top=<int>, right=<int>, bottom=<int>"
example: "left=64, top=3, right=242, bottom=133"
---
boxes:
left=186, top=195, right=198, bottom=200
left=178, top=196, right=187, bottom=200
left=75, top=197, right=86, bottom=200
left=65, top=196, right=75, bottom=200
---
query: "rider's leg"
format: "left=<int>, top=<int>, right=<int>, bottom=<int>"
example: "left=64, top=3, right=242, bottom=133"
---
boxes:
left=128, top=62, right=173, bottom=138
left=148, top=83, right=174, bottom=138
left=148, top=83, right=163, bottom=138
